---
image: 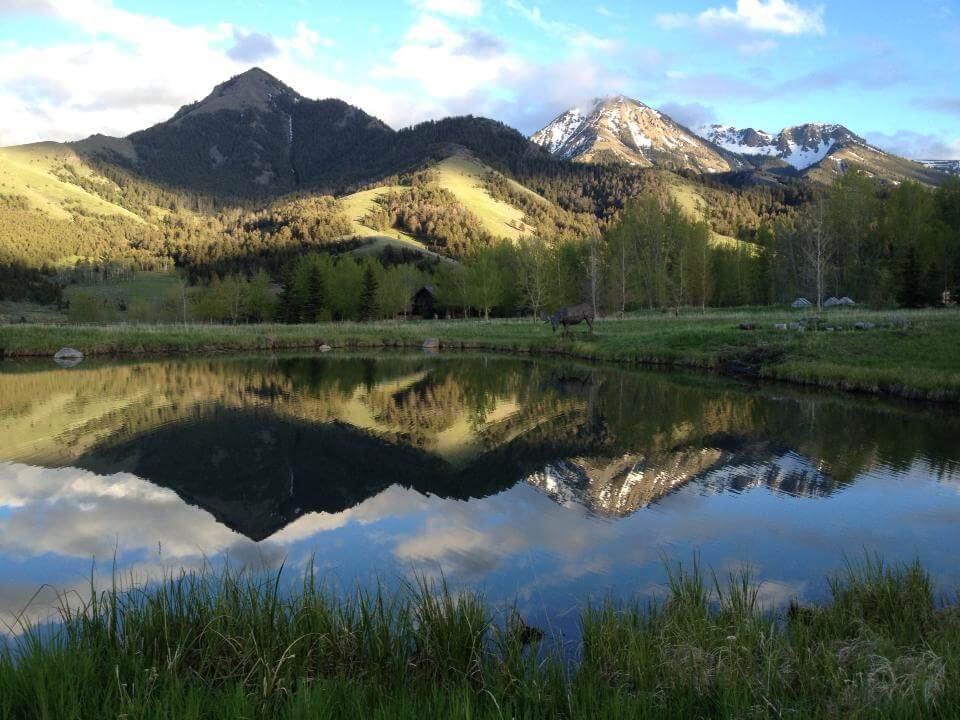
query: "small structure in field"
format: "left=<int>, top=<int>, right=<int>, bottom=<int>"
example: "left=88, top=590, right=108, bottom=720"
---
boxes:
left=824, top=296, right=856, bottom=308
left=412, top=286, right=436, bottom=318
left=791, top=298, right=813, bottom=309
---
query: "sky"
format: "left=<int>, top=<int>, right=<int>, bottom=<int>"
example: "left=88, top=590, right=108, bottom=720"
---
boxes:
left=0, top=0, right=958, bottom=159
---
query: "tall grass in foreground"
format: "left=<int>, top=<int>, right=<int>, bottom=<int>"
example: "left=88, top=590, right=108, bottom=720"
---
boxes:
left=1, top=558, right=958, bottom=719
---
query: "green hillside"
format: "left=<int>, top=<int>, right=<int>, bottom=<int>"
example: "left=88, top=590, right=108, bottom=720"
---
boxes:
left=0, top=143, right=144, bottom=222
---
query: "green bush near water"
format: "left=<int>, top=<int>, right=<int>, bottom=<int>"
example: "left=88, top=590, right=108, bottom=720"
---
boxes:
left=1, top=558, right=958, bottom=719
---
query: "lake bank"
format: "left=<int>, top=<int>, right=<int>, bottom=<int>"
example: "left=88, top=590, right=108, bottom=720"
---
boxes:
left=2, top=559, right=956, bottom=719
left=2, top=308, right=960, bottom=402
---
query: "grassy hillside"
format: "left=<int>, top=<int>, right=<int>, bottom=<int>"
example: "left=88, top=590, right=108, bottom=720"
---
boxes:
left=431, top=153, right=530, bottom=239
left=336, top=186, right=438, bottom=258
left=332, top=151, right=583, bottom=257
left=0, top=143, right=144, bottom=221
left=656, top=170, right=758, bottom=251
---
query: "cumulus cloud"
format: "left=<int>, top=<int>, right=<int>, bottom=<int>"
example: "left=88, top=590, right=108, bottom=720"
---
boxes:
left=866, top=130, right=960, bottom=160
left=658, top=0, right=826, bottom=36
left=455, top=28, right=506, bottom=58
left=372, top=14, right=523, bottom=100
left=0, top=0, right=394, bottom=144
left=227, top=29, right=280, bottom=63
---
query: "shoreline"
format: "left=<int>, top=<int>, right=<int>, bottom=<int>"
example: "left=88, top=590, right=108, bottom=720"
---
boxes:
left=2, top=308, right=960, bottom=403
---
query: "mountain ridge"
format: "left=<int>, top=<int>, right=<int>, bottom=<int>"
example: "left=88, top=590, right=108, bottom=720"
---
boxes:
left=531, top=95, right=743, bottom=174
left=531, top=95, right=948, bottom=186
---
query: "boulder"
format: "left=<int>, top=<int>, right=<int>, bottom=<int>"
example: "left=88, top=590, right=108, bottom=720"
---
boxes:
left=774, top=323, right=788, bottom=331
left=854, top=322, right=875, bottom=331
left=318, top=344, right=332, bottom=352
left=53, top=347, right=83, bottom=368
left=53, top=347, right=83, bottom=360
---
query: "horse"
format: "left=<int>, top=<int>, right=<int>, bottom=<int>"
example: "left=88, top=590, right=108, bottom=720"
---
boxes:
left=546, top=303, right=595, bottom=336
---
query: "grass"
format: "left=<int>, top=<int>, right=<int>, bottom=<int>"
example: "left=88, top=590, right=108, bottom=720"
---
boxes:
left=0, top=143, right=141, bottom=221
left=61, top=271, right=183, bottom=306
left=3, top=307, right=960, bottom=402
left=431, top=153, right=530, bottom=239
left=1, top=557, right=958, bottom=718
left=336, top=151, right=535, bottom=256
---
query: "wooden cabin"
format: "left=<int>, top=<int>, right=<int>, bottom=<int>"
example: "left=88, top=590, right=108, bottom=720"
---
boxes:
left=412, top=285, right=437, bottom=318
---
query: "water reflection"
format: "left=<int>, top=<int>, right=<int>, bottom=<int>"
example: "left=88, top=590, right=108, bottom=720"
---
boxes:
left=1, top=354, right=959, bottom=632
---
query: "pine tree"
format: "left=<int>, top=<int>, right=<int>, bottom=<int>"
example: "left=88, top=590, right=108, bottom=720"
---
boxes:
left=277, top=271, right=300, bottom=324
left=897, top=246, right=925, bottom=308
left=303, top=264, right=326, bottom=322
left=359, top=265, right=379, bottom=320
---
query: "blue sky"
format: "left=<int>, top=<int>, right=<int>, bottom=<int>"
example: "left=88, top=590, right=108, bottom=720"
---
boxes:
left=0, top=0, right=957, bottom=158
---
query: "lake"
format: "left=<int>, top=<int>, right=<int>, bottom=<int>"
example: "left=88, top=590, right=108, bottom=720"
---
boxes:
left=1, top=352, right=959, bottom=636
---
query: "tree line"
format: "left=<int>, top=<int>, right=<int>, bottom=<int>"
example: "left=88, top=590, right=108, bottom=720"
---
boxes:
left=60, top=172, right=960, bottom=324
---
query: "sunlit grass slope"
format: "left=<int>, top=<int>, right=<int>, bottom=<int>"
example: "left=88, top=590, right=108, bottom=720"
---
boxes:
left=431, top=153, right=530, bottom=239
left=0, top=143, right=142, bottom=221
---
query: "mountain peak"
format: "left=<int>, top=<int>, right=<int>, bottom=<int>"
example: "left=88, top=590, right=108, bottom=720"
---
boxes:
left=531, top=93, right=737, bottom=173
left=173, top=67, right=301, bottom=122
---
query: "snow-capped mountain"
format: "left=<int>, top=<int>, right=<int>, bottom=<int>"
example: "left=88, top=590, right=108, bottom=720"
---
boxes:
left=697, top=123, right=864, bottom=170
left=918, top=159, right=960, bottom=176
left=696, top=122, right=946, bottom=185
left=523, top=442, right=840, bottom=518
left=530, top=95, right=743, bottom=174
left=532, top=94, right=947, bottom=185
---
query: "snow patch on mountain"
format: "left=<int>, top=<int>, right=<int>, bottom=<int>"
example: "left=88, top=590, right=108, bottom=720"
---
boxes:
left=919, top=159, right=960, bottom=176
left=531, top=95, right=738, bottom=173
left=534, top=107, right=586, bottom=154
left=697, top=122, right=874, bottom=170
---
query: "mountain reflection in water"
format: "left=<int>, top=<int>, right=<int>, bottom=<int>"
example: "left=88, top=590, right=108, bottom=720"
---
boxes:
left=1, top=353, right=959, bottom=631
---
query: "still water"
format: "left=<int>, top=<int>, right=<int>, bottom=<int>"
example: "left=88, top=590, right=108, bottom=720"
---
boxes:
left=1, top=353, right=959, bottom=634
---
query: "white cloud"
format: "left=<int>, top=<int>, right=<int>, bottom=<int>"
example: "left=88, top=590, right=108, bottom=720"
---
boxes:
left=866, top=130, right=960, bottom=160
left=657, top=101, right=717, bottom=129
left=505, top=0, right=620, bottom=52
left=372, top=14, right=523, bottom=100
left=410, top=0, right=482, bottom=17
left=0, top=0, right=401, bottom=144
left=657, top=0, right=825, bottom=36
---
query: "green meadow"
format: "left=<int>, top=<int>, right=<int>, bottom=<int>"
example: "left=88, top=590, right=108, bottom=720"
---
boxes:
left=3, top=307, right=960, bottom=402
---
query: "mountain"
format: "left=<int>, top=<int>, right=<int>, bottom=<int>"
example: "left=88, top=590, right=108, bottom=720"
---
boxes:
left=530, top=95, right=743, bottom=174
left=919, top=159, right=960, bottom=176
left=698, top=122, right=945, bottom=185
left=698, top=123, right=857, bottom=170
left=119, top=68, right=394, bottom=197
left=70, top=67, right=547, bottom=199
left=529, top=93, right=947, bottom=186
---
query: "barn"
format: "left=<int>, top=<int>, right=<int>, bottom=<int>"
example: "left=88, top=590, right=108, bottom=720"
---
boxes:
left=411, top=286, right=436, bottom=318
